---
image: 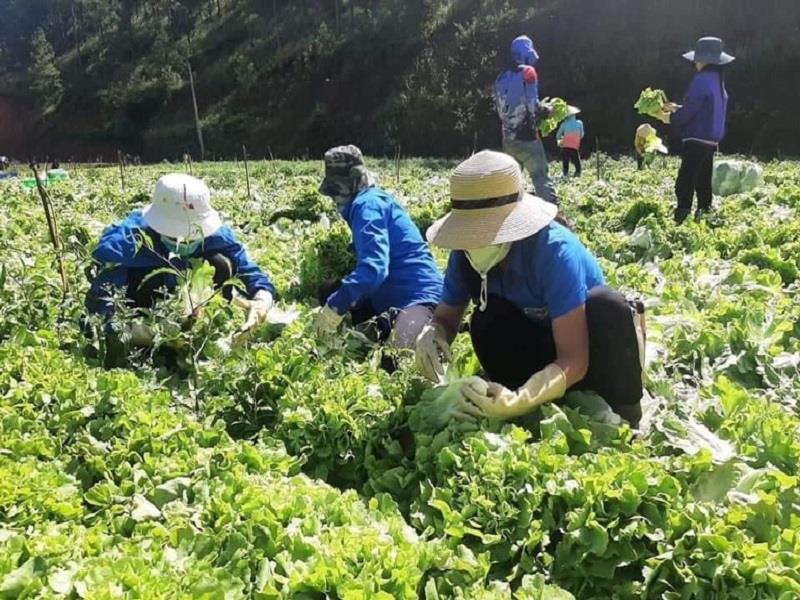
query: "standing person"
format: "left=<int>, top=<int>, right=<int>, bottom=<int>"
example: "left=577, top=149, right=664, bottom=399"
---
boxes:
left=415, top=151, right=645, bottom=426
left=85, top=174, right=275, bottom=346
left=495, top=35, right=559, bottom=205
left=314, top=145, right=443, bottom=348
left=556, top=106, right=584, bottom=177
left=665, top=37, right=734, bottom=223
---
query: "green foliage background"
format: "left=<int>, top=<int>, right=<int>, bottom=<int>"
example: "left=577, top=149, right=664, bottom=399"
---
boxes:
left=0, top=0, right=798, bottom=160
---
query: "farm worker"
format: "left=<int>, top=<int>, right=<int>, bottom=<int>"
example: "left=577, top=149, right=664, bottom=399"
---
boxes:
left=415, top=151, right=645, bottom=426
left=495, top=35, right=559, bottom=205
left=556, top=106, right=584, bottom=177
left=633, top=124, right=668, bottom=170
left=85, top=173, right=275, bottom=345
left=664, top=36, right=734, bottom=223
left=314, top=145, right=443, bottom=348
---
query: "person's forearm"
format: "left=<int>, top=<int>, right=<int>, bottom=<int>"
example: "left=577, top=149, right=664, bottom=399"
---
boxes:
left=554, top=354, right=588, bottom=388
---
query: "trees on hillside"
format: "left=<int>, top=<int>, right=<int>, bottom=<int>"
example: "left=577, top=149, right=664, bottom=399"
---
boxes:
left=28, top=28, right=63, bottom=116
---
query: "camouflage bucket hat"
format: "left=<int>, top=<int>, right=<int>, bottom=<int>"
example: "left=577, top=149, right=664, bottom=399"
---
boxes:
left=319, top=145, right=365, bottom=197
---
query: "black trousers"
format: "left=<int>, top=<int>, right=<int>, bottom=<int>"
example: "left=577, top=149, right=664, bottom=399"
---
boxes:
left=127, top=253, right=234, bottom=308
left=561, top=148, right=581, bottom=176
left=470, top=287, right=643, bottom=419
left=675, top=141, right=715, bottom=220
left=636, top=153, right=645, bottom=170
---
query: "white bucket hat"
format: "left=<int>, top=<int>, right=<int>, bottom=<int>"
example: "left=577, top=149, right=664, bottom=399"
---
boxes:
left=142, top=173, right=222, bottom=239
left=426, top=150, right=557, bottom=250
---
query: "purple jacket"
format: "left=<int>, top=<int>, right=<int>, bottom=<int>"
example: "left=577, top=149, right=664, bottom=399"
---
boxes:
left=672, top=69, right=729, bottom=144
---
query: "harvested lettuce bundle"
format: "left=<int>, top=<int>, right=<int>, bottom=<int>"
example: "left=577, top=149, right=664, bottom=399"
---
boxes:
left=537, top=98, right=569, bottom=137
left=408, top=377, right=487, bottom=433
left=634, top=87, right=670, bottom=123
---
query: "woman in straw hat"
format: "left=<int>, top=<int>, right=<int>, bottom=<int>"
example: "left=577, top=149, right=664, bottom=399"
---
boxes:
left=85, top=173, right=275, bottom=348
left=415, top=150, right=645, bottom=426
left=664, top=36, right=734, bottom=223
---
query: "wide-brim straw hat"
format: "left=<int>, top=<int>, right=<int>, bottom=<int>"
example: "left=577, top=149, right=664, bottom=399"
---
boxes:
left=426, top=150, right=557, bottom=250
left=683, top=36, right=735, bottom=65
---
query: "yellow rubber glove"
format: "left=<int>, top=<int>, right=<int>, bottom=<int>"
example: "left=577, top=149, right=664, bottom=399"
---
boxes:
left=415, top=323, right=452, bottom=382
left=314, top=304, right=345, bottom=339
left=461, top=363, right=567, bottom=420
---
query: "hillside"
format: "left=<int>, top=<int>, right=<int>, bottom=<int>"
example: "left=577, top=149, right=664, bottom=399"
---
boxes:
left=1, top=0, right=799, bottom=161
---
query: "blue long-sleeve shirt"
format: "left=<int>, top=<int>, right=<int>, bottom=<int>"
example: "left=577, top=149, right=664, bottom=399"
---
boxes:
left=86, top=211, right=274, bottom=317
left=495, top=65, right=541, bottom=141
left=327, top=187, right=443, bottom=315
left=672, top=69, right=729, bottom=145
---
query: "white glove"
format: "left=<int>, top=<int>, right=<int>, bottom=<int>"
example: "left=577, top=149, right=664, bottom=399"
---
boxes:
left=461, top=364, right=567, bottom=420
left=415, top=323, right=452, bottom=382
left=232, top=290, right=273, bottom=344
left=314, top=304, right=345, bottom=338
left=129, top=322, right=155, bottom=347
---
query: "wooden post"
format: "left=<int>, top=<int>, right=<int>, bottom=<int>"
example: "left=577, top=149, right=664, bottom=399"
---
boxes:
left=187, top=60, right=205, bottom=161
left=117, top=150, right=126, bottom=192
left=242, top=144, right=251, bottom=199
left=30, top=162, right=69, bottom=296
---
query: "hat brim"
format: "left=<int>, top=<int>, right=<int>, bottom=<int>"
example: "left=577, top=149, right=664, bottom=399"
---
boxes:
left=142, top=203, right=223, bottom=239
left=426, top=193, right=558, bottom=250
left=682, top=50, right=735, bottom=65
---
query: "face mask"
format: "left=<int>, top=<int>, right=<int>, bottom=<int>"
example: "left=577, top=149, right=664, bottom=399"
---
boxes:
left=465, top=243, right=511, bottom=312
left=161, top=235, right=202, bottom=257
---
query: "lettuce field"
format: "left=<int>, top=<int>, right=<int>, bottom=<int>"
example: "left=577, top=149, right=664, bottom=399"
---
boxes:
left=1, top=156, right=800, bottom=599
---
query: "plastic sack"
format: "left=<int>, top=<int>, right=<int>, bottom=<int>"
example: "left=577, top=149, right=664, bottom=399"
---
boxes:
left=712, top=160, right=763, bottom=197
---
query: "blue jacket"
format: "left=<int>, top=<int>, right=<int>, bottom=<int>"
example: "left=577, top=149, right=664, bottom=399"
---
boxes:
left=86, top=211, right=274, bottom=316
left=327, top=186, right=443, bottom=316
left=495, top=36, right=542, bottom=141
left=672, top=69, right=729, bottom=144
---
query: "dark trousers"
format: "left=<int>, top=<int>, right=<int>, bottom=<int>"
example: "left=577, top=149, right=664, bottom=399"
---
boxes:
left=636, top=153, right=645, bottom=170
left=561, top=148, right=581, bottom=176
left=469, top=287, right=643, bottom=421
left=127, top=253, right=234, bottom=308
left=675, top=141, right=715, bottom=221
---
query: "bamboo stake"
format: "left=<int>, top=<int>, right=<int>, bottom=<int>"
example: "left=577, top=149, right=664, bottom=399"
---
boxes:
left=595, top=137, right=601, bottom=181
left=117, top=149, right=126, bottom=192
left=394, top=144, right=401, bottom=185
left=242, top=144, right=251, bottom=199
left=30, top=162, right=69, bottom=296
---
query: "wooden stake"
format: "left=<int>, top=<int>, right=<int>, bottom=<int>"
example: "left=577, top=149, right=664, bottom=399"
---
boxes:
left=117, top=150, right=126, bottom=192
left=242, top=144, right=251, bottom=199
left=30, top=162, right=69, bottom=296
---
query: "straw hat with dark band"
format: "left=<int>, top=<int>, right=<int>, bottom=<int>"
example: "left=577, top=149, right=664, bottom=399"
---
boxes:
left=426, top=150, right=557, bottom=250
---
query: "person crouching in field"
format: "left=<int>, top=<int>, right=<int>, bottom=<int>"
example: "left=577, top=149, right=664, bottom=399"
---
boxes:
left=313, top=145, right=443, bottom=348
left=556, top=106, right=584, bottom=177
left=85, top=174, right=274, bottom=350
left=664, top=36, right=734, bottom=223
left=415, top=151, right=646, bottom=427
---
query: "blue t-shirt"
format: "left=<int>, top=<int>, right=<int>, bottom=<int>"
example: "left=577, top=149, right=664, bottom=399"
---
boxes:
left=442, top=221, right=605, bottom=320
